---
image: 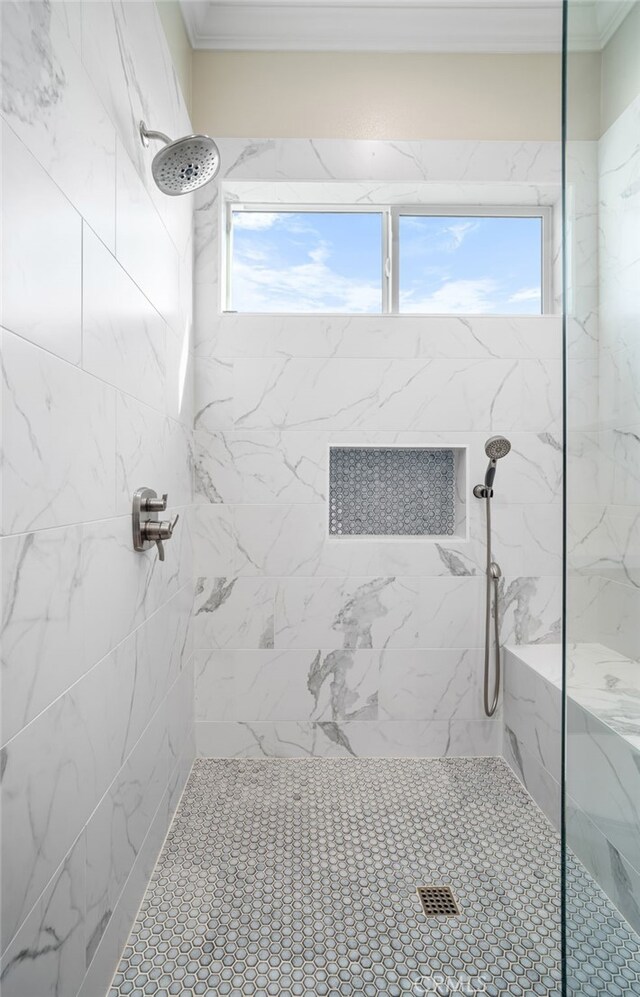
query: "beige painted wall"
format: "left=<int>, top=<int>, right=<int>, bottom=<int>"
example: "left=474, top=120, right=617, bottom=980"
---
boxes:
left=193, top=51, right=570, bottom=141
left=566, top=51, right=601, bottom=140
left=156, top=0, right=192, bottom=115
left=601, top=0, right=640, bottom=132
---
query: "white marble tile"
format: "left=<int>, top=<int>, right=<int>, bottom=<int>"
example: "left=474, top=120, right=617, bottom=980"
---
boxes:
left=190, top=505, right=236, bottom=577
left=194, top=430, right=327, bottom=504
left=195, top=718, right=501, bottom=758
left=115, top=393, right=192, bottom=517
left=498, top=575, right=562, bottom=646
left=1, top=526, right=85, bottom=745
left=82, top=225, right=167, bottom=411
left=1, top=677, right=100, bottom=949
left=1, top=122, right=82, bottom=363
left=419, top=577, right=484, bottom=648
left=85, top=709, right=168, bottom=969
left=115, top=140, right=180, bottom=333
left=1, top=0, right=116, bottom=249
left=565, top=643, right=640, bottom=750
left=485, top=431, right=563, bottom=506
left=503, top=725, right=560, bottom=829
left=566, top=289, right=598, bottom=362
left=165, top=312, right=194, bottom=427
left=592, top=575, right=640, bottom=662
left=567, top=702, right=640, bottom=874
left=275, top=576, right=420, bottom=650
left=0, top=835, right=85, bottom=997
left=1, top=329, right=117, bottom=534
left=566, top=795, right=640, bottom=936
left=80, top=516, right=172, bottom=667
left=493, top=504, right=563, bottom=577
left=193, top=577, right=275, bottom=649
left=194, top=185, right=219, bottom=286
left=77, top=788, right=171, bottom=997
left=80, top=0, right=192, bottom=255
left=50, top=0, right=82, bottom=52
left=597, top=425, right=640, bottom=508
left=1, top=582, right=189, bottom=950
left=195, top=648, right=379, bottom=723
left=231, top=358, right=560, bottom=433
left=568, top=504, right=640, bottom=588
left=104, top=592, right=190, bottom=765
left=192, top=501, right=562, bottom=586
left=565, top=571, right=604, bottom=645
left=194, top=357, right=234, bottom=434
left=193, top=428, right=561, bottom=509
left=503, top=647, right=562, bottom=780
left=199, top=314, right=561, bottom=362
left=191, top=502, right=487, bottom=580
left=166, top=657, right=195, bottom=782
left=379, top=648, right=486, bottom=721
left=257, top=139, right=561, bottom=186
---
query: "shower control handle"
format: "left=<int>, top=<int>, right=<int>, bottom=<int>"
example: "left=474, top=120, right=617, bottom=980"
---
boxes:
left=140, top=515, right=179, bottom=562
left=132, top=487, right=178, bottom=562
left=143, top=493, right=168, bottom=513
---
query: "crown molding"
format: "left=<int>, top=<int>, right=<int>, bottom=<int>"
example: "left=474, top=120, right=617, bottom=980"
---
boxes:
left=181, top=0, right=632, bottom=53
left=181, top=1, right=566, bottom=52
left=565, top=0, right=633, bottom=51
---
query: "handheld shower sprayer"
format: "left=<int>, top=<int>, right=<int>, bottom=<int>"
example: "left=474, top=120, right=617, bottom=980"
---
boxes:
left=473, top=436, right=511, bottom=717
left=476, top=435, right=512, bottom=495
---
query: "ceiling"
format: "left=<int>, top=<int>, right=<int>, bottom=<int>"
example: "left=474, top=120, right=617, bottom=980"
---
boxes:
left=180, top=0, right=633, bottom=53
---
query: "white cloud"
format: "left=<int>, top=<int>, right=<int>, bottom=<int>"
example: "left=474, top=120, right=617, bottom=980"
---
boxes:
left=444, top=220, right=479, bottom=251
left=232, top=243, right=381, bottom=313
left=232, top=212, right=280, bottom=230
left=400, top=278, right=499, bottom=314
left=308, top=242, right=331, bottom=265
left=509, top=286, right=540, bottom=303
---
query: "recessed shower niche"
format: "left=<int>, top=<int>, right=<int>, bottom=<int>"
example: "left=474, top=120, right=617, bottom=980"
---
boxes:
left=328, top=446, right=467, bottom=538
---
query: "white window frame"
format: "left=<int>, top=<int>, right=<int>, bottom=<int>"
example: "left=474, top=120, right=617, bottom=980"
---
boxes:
left=389, top=204, right=553, bottom=315
left=225, top=201, right=552, bottom=315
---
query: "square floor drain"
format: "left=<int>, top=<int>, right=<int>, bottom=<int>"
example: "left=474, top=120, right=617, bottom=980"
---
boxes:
left=417, top=885, right=460, bottom=916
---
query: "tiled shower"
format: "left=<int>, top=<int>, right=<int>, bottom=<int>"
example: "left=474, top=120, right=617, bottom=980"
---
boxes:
left=1, top=2, right=640, bottom=996
left=190, top=139, right=563, bottom=759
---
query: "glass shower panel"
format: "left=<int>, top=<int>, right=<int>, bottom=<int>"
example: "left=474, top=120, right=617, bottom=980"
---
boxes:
left=563, top=0, right=640, bottom=991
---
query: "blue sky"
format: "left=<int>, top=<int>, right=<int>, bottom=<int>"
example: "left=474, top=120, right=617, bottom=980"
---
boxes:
left=230, top=209, right=542, bottom=314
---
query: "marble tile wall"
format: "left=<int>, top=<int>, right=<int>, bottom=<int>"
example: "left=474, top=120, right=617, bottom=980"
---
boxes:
left=570, top=98, right=640, bottom=660
left=564, top=90, right=640, bottom=938
left=192, top=137, right=564, bottom=759
left=0, top=4, right=195, bottom=996
left=504, top=644, right=640, bottom=936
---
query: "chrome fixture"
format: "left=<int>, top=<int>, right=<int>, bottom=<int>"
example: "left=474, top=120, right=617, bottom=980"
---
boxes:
left=473, top=436, right=511, bottom=717
left=132, top=487, right=179, bottom=562
left=139, top=121, right=220, bottom=196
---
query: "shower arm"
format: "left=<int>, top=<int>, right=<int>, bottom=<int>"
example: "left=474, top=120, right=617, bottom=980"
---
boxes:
left=139, top=121, right=171, bottom=148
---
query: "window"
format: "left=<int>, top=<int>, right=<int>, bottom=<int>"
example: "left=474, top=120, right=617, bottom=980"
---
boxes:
left=227, top=208, right=385, bottom=314
left=225, top=204, right=550, bottom=316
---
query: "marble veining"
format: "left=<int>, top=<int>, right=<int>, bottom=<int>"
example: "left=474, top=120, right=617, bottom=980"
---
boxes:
left=0, top=5, right=195, bottom=997
left=505, top=642, right=640, bottom=938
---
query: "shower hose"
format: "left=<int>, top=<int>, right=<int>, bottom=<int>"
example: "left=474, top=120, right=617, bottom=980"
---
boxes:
left=482, top=491, right=501, bottom=717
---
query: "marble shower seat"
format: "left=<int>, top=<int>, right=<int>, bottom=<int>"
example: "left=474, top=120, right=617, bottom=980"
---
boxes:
left=504, top=641, right=640, bottom=936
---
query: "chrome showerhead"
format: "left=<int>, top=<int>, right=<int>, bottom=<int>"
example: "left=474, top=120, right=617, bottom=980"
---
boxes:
left=139, top=121, right=220, bottom=196
left=485, top=435, right=511, bottom=461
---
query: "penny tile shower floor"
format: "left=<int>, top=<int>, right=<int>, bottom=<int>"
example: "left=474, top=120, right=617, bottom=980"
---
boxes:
left=109, top=757, right=640, bottom=996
